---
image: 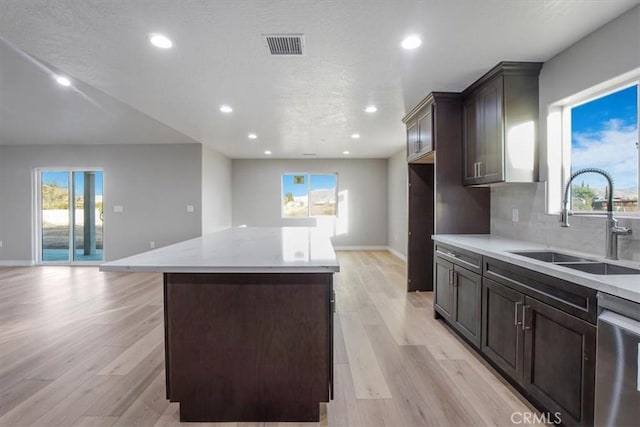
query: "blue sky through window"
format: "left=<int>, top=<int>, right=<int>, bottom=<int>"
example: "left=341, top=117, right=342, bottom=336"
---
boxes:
left=42, top=171, right=70, bottom=189
left=73, top=172, right=104, bottom=197
left=310, top=174, right=337, bottom=191
left=282, top=174, right=336, bottom=196
left=571, top=85, right=638, bottom=193
left=42, top=171, right=103, bottom=196
left=282, top=174, right=308, bottom=197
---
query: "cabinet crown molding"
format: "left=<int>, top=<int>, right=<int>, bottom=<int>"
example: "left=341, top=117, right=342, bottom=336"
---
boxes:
left=462, top=61, right=543, bottom=97
left=402, top=92, right=462, bottom=123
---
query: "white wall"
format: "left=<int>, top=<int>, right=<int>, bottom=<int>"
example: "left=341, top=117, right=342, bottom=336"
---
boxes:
left=232, top=159, right=388, bottom=248
left=202, top=145, right=232, bottom=234
left=491, top=6, right=640, bottom=261
left=387, top=149, right=408, bottom=258
left=0, top=144, right=204, bottom=263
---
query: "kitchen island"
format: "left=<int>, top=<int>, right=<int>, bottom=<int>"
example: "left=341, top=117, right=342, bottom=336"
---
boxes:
left=100, top=227, right=339, bottom=422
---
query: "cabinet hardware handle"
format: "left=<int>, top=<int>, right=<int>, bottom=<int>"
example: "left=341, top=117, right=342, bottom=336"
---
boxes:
left=453, top=273, right=458, bottom=288
left=448, top=268, right=453, bottom=286
left=514, top=302, right=522, bottom=326
left=445, top=251, right=458, bottom=258
left=331, top=290, right=336, bottom=313
left=522, top=305, right=531, bottom=330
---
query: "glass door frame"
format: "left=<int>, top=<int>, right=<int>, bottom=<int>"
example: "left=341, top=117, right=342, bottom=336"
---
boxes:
left=35, top=167, right=105, bottom=265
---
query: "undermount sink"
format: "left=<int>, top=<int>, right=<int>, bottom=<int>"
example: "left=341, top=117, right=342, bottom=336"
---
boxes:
left=560, top=263, right=640, bottom=275
left=509, top=250, right=640, bottom=275
left=509, top=251, right=596, bottom=263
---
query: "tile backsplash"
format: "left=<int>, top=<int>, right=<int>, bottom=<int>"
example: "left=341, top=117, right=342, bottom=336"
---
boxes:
left=491, top=182, right=640, bottom=263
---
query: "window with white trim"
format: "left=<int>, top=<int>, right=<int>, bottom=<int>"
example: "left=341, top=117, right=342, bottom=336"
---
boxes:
left=562, top=82, right=639, bottom=214
left=281, top=173, right=338, bottom=218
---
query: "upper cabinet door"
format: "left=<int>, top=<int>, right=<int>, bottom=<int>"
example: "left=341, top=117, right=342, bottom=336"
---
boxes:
left=403, top=96, right=436, bottom=163
left=462, top=62, right=542, bottom=186
left=463, top=95, right=480, bottom=183
left=478, top=78, right=504, bottom=183
left=417, top=107, right=433, bottom=154
left=406, top=120, right=419, bottom=158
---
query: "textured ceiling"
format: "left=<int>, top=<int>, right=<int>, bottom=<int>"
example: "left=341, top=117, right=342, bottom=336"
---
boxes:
left=0, top=0, right=638, bottom=158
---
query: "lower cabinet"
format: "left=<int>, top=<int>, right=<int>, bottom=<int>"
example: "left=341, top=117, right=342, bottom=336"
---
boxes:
left=434, top=243, right=598, bottom=427
left=482, top=277, right=525, bottom=383
left=523, top=297, right=596, bottom=427
left=434, top=256, right=454, bottom=321
left=482, top=277, right=596, bottom=427
left=434, top=253, right=481, bottom=348
left=452, top=267, right=481, bottom=347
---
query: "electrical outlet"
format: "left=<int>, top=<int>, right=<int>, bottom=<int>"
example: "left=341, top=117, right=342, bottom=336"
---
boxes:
left=512, top=208, right=519, bottom=222
left=186, top=205, right=194, bottom=213
left=149, top=241, right=155, bottom=249
left=0, top=240, right=3, bottom=248
left=113, top=205, right=124, bottom=213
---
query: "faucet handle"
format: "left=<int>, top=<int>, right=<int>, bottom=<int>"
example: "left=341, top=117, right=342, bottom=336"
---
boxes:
left=612, top=226, right=632, bottom=236
left=560, top=213, right=569, bottom=227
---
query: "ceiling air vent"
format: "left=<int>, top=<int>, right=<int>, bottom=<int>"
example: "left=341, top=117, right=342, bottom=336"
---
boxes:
left=264, top=34, right=304, bottom=55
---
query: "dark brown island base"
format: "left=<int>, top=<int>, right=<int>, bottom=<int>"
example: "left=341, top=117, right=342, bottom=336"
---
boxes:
left=101, top=227, right=339, bottom=422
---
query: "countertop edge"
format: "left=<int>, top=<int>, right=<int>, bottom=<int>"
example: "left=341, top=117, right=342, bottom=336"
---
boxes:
left=432, top=234, right=640, bottom=304
left=99, top=265, right=340, bottom=274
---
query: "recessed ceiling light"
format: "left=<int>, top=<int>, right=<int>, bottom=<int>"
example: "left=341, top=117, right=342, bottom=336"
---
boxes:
left=149, top=33, right=173, bottom=49
left=351, top=133, right=361, bottom=139
left=248, top=133, right=257, bottom=139
left=343, top=150, right=350, bottom=155
left=365, top=105, right=377, bottom=113
left=401, top=35, right=422, bottom=50
left=55, top=76, right=71, bottom=87
left=264, top=150, right=272, bottom=155
left=220, top=105, right=233, bottom=113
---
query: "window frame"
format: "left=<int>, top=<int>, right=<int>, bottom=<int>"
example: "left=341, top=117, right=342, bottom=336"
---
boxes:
left=34, top=167, right=105, bottom=265
left=280, top=172, right=339, bottom=219
left=555, top=78, right=640, bottom=217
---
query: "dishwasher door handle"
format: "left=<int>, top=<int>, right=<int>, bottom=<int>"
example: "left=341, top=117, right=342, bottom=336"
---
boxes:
left=599, top=311, right=640, bottom=335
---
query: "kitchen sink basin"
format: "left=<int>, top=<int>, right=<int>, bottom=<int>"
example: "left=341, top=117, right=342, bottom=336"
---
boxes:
left=509, top=251, right=596, bottom=263
left=560, top=262, right=640, bottom=275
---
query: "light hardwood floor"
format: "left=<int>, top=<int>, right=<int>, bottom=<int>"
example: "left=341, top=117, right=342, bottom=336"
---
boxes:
left=0, top=251, right=542, bottom=427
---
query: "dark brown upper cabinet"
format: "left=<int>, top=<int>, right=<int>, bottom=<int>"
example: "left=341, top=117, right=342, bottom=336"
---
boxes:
left=403, top=95, right=434, bottom=163
left=402, top=93, right=490, bottom=292
left=462, top=62, right=543, bottom=186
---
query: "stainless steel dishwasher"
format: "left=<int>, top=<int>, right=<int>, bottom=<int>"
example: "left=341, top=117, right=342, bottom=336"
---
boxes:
left=595, top=293, right=640, bottom=427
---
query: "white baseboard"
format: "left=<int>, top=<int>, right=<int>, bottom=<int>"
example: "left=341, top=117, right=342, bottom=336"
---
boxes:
left=333, top=246, right=407, bottom=262
left=386, top=247, right=407, bottom=262
left=333, top=246, right=389, bottom=251
left=0, top=260, right=35, bottom=267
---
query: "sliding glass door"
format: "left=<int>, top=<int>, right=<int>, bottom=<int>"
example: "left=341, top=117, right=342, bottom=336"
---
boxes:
left=39, top=169, right=104, bottom=263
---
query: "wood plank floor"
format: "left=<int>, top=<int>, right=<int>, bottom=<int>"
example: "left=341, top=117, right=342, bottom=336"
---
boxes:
left=0, top=251, right=543, bottom=427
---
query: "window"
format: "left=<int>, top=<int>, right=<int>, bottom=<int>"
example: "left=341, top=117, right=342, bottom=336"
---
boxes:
left=38, top=169, right=104, bottom=263
left=282, top=173, right=338, bottom=218
left=564, top=83, right=639, bottom=213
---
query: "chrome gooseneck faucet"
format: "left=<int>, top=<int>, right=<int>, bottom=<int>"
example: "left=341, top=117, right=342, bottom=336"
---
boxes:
left=561, top=168, right=632, bottom=260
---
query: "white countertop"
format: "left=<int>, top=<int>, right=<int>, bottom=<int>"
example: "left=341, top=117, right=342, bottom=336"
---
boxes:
left=432, top=234, right=640, bottom=303
left=100, top=227, right=340, bottom=274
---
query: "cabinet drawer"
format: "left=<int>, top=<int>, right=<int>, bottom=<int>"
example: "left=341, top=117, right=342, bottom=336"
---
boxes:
left=483, top=257, right=597, bottom=324
left=435, top=243, right=482, bottom=274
